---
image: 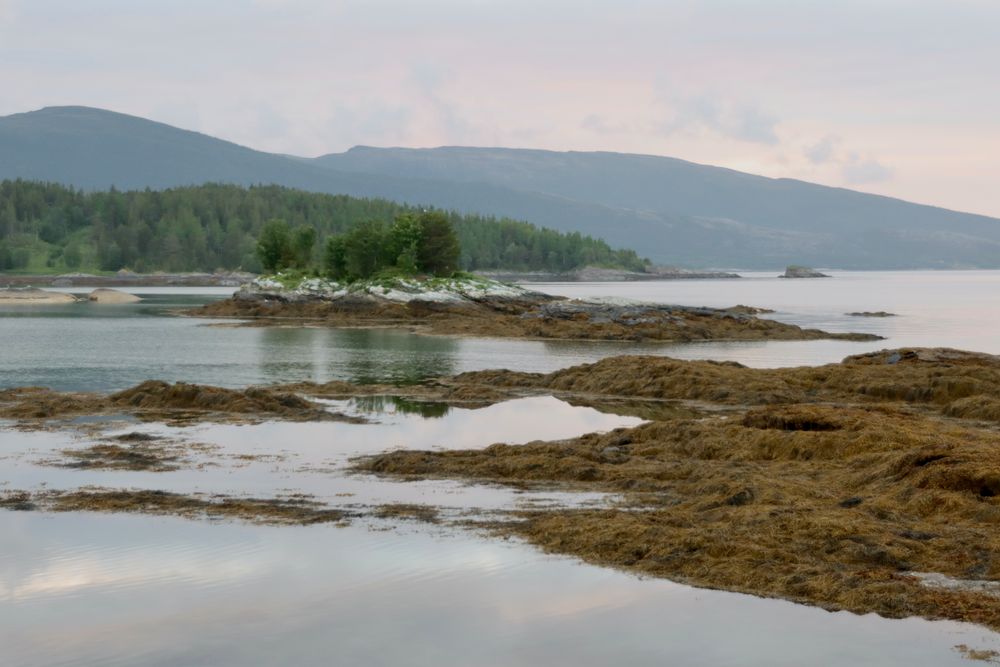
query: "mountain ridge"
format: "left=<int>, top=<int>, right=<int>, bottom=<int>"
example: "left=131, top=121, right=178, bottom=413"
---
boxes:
left=2, top=105, right=998, bottom=269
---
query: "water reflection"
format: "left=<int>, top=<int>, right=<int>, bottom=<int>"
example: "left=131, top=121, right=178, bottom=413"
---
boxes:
left=350, top=395, right=451, bottom=418
left=5, top=272, right=1000, bottom=393
left=0, top=397, right=636, bottom=509
left=2, top=511, right=999, bottom=667
left=330, top=329, right=458, bottom=385
left=256, top=328, right=322, bottom=383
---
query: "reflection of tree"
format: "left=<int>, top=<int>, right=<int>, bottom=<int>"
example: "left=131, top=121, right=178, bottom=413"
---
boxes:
left=254, top=326, right=459, bottom=387
left=352, top=395, right=450, bottom=419
left=332, top=329, right=458, bottom=386
left=256, top=327, right=321, bottom=384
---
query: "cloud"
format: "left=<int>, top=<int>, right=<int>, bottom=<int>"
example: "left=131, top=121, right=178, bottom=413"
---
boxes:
left=406, top=62, right=478, bottom=144
left=325, top=104, right=413, bottom=148
left=843, top=158, right=893, bottom=185
left=658, top=93, right=780, bottom=146
left=581, top=114, right=633, bottom=136
left=804, top=135, right=838, bottom=164
left=730, top=106, right=779, bottom=145
left=0, top=0, right=16, bottom=25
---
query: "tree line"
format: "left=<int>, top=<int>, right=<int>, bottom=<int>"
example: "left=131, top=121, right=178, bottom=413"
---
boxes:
left=256, top=211, right=460, bottom=280
left=0, top=180, right=649, bottom=274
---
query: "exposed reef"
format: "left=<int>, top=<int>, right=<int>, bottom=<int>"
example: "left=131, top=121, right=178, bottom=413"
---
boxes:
left=0, top=489, right=349, bottom=525
left=0, top=380, right=366, bottom=426
left=189, top=275, right=880, bottom=343
left=0, top=287, right=77, bottom=304
left=848, top=311, right=897, bottom=317
left=350, top=348, right=1000, bottom=630
left=780, top=265, right=830, bottom=278
left=88, top=288, right=141, bottom=303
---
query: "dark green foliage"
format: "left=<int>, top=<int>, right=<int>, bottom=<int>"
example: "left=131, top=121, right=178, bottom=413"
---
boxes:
left=320, top=212, right=463, bottom=280
left=291, top=226, right=316, bottom=269
left=323, top=236, right=347, bottom=279
left=416, top=211, right=460, bottom=275
left=255, top=219, right=292, bottom=272
left=0, top=180, right=648, bottom=274
left=342, top=220, right=389, bottom=279
left=387, top=213, right=422, bottom=273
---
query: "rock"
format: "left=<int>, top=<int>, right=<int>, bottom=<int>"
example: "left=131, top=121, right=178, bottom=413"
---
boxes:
left=0, top=288, right=77, bottom=304
left=846, top=311, right=897, bottom=317
left=779, top=265, right=830, bottom=279
left=88, top=288, right=141, bottom=304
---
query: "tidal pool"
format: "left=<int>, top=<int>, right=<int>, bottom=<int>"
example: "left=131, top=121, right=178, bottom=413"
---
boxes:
left=0, top=396, right=641, bottom=512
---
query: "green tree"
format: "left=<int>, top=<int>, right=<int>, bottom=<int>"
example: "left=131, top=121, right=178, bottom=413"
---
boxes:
left=323, top=236, right=347, bottom=279
left=256, top=219, right=292, bottom=272
left=416, top=211, right=460, bottom=275
left=343, top=219, right=388, bottom=279
left=387, top=213, right=422, bottom=272
left=291, top=226, right=317, bottom=269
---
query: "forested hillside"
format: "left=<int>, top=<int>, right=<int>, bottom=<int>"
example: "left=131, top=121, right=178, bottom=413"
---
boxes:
left=0, top=180, right=647, bottom=274
left=6, top=107, right=1000, bottom=269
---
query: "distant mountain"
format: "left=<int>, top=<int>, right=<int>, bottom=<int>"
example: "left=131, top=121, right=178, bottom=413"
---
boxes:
left=2, top=106, right=999, bottom=269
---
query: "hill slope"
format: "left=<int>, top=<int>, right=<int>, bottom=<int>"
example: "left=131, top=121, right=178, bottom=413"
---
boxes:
left=2, top=106, right=999, bottom=269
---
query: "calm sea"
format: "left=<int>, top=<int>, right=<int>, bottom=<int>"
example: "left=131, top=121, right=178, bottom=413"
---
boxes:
left=1, top=270, right=997, bottom=392
left=2, top=271, right=999, bottom=665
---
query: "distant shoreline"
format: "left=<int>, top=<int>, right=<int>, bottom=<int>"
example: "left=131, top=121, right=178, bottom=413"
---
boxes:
left=0, top=272, right=253, bottom=288
left=0, top=266, right=741, bottom=288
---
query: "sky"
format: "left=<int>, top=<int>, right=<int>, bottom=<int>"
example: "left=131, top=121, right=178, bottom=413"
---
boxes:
left=1, top=0, right=998, bottom=217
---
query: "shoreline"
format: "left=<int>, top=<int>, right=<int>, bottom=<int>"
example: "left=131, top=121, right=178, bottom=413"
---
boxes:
left=185, top=278, right=882, bottom=344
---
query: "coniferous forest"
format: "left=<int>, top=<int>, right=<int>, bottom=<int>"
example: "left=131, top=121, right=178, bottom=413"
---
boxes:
left=0, top=180, right=649, bottom=274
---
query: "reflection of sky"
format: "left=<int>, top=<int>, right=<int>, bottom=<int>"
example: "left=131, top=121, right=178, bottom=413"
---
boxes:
left=0, top=397, right=639, bottom=510
left=2, top=511, right=999, bottom=667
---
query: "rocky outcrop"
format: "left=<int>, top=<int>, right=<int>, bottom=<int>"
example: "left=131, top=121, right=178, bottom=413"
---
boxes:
left=847, top=311, right=897, bottom=317
left=0, top=288, right=77, bottom=304
left=191, top=276, right=882, bottom=343
left=88, top=288, right=141, bottom=303
left=779, top=265, right=830, bottom=278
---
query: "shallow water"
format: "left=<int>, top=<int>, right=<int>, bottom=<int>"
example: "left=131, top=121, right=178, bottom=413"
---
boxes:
left=535, top=270, right=1000, bottom=366
left=3, top=511, right=999, bottom=667
left=3, top=273, right=1000, bottom=664
left=0, top=396, right=638, bottom=512
left=0, top=271, right=997, bottom=392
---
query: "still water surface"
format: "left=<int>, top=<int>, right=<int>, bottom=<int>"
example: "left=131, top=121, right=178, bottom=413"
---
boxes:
left=4, top=511, right=999, bottom=667
left=1, top=270, right=997, bottom=392
left=2, top=272, right=1000, bottom=665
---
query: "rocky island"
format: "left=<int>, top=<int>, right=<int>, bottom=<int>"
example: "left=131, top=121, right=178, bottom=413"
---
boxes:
left=780, top=265, right=831, bottom=278
left=190, top=273, right=880, bottom=343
